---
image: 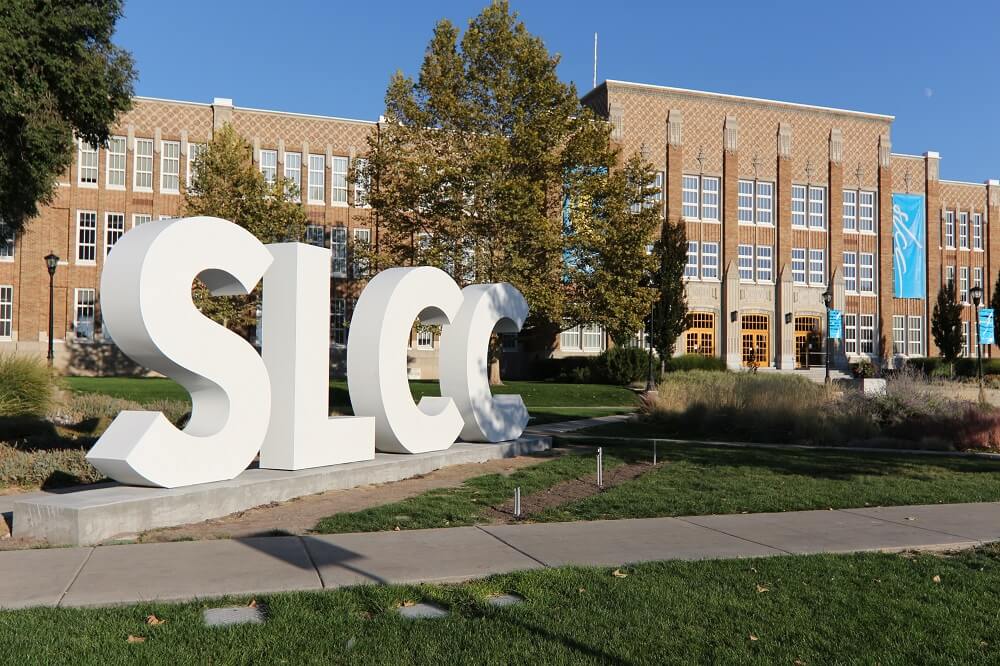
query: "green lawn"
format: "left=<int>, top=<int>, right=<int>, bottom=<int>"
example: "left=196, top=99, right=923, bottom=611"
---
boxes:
left=314, top=441, right=1000, bottom=534
left=4, top=549, right=999, bottom=664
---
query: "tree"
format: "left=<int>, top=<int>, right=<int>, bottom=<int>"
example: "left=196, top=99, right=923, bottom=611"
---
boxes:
left=991, top=271, right=1000, bottom=347
left=361, top=0, right=657, bottom=381
left=183, top=124, right=307, bottom=337
left=651, top=216, right=689, bottom=359
left=931, top=280, right=963, bottom=363
left=0, top=0, right=135, bottom=233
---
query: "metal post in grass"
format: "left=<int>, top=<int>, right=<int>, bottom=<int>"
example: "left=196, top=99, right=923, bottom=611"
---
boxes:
left=972, top=285, right=985, bottom=404
left=597, top=447, right=604, bottom=488
left=513, top=486, right=521, bottom=518
left=653, top=439, right=657, bottom=465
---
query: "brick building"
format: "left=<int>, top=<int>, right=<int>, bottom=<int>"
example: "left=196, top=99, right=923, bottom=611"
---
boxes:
left=583, top=80, right=1000, bottom=370
left=1, top=82, right=996, bottom=376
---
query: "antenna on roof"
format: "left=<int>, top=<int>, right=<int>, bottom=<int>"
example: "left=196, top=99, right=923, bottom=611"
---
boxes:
left=593, top=32, right=598, bottom=89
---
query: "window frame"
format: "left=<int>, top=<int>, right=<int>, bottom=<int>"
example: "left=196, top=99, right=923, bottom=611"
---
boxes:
left=700, top=242, right=719, bottom=280
left=859, top=314, right=875, bottom=354
left=684, top=241, right=699, bottom=279
left=186, top=142, right=205, bottom=187
left=944, top=211, right=955, bottom=249
left=331, top=156, right=348, bottom=206
left=892, top=315, right=906, bottom=355
left=160, top=140, right=181, bottom=193
left=330, top=226, right=347, bottom=277
left=73, top=288, right=97, bottom=340
left=0, top=285, right=12, bottom=340
left=843, top=251, right=858, bottom=293
left=791, top=248, right=807, bottom=285
left=859, top=252, right=875, bottom=294
left=307, top=154, right=325, bottom=204
left=959, top=212, right=969, bottom=249
left=133, top=138, right=154, bottom=192
left=351, top=227, right=371, bottom=278
left=104, top=212, right=125, bottom=257
left=76, top=210, right=98, bottom=264
left=738, top=244, right=754, bottom=282
left=259, top=149, right=278, bottom=184
left=973, top=213, right=983, bottom=250
left=77, top=139, right=99, bottom=187
left=0, top=222, right=14, bottom=260
left=284, top=151, right=302, bottom=202
left=106, top=135, right=126, bottom=189
left=756, top=245, right=774, bottom=283
left=808, top=248, right=825, bottom=286
left=908, top=316, right=923, bottom=357
left=843, top=313, right=858, bottom=354
left=132, top=214, right=151, bottom=228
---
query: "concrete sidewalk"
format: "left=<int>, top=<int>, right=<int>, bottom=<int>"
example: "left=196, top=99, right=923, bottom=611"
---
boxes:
left=3, top=501, right=999, bottom=610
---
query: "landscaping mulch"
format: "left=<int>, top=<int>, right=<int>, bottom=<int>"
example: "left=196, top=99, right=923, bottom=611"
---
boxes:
left=485, top=461, right=661, bottom=522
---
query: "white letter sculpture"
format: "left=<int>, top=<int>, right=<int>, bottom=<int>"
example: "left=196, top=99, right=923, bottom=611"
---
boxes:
left=259, top=243, right=375, bottom=469
left=440, top=283, right=529, bottom=442
left=86, top=217, right=273, bottom=488
left=347, top=266, right=465, bottom=453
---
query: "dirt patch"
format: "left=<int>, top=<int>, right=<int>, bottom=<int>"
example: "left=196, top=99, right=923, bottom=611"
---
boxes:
left=134, top=452, right=562, bottom=544
left=485, top=461, right=659, bottom=523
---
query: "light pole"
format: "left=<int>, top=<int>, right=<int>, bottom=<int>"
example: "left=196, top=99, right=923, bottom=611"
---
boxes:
left=44, top=252, right=59, bottom=367
left=645, top=300, right=655, bottom=392
left=822, top=286, right=833, bottom=385
left=971, top=284, right=984, bottom=403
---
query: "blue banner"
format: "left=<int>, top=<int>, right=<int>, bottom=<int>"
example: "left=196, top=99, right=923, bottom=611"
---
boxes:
left=828, top=309, right=842, bottom=339
left=979, top=308, right=994, bottom=345
left=892, top=194, right=926, bottom=299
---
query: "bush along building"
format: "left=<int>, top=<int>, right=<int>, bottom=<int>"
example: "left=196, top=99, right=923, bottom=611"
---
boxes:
left=583, top=80, right=999, bottom=373
left=1, top=82, right=997, bottom=377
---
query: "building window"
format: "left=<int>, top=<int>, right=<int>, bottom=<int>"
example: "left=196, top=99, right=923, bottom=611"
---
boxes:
left=960, top=267, right=969, bottom=303
left=808, top=249, right=825, bottom=285
left=106, top=136, right=126, bottom=188
left=560, top=325, right=580, bottom=351
left=859, top=253, right=875, bottom=293
left=681, top=175, right=719, bottom=220
left=304, top=224, right=325, bottom=247
left=260, top=149, right=277, bottom=184
left=859, top=191, right=876, bottom=233
left=331, top=297, right=346, bottom=346
left=808, top=186, right=826, bottom=229
left=307, top=154, right=325, bottom=203
left=104, top=213, right=125, bottom=257
left=0, top=222, right=14, bottom=259
left=755, top=181, right=773, bottom=225
left=959, top=212, right=969, bottom=249
left=74, top=288, right=96, bottom=340
left=132, top=214, right=151, bottom=228
left=76, top=210, right=97, bottom=263
left=738, top=179, right=773, bottom=225
left=756, top=245, right=773, bottom=282
left=187, top=143, right=205, bottom=186
left=946, top=265, right=955, bottom=290
left=160, top=141, right=180, bottom=192
left=701, top=242, right=719, bottom=280
left=134, top=138, right=153, bottom=191
left=685, top=241, right=698, bottom=279
left=416, top=329, right=434, bottom=350
left=330, top=226, right=347, bottom=277
left=962, top=321, right=970, bottom=357
left=738, top=180, right=754, bottom=223
left=738, top=244, right=754, bottom=281
left=582, top=323, right=604, bottom=351
left=908, top=316, right=923, bottom=356
left=351, top=228, right=371, bottom=278
left=78, top=140, right=99, bottom=186
left=843, top=251, right=857, bottom=293
left=944, top=211, right=955, bottom=248
left=685, top=312, right=715, bottom=356
left=843, top=314, right=857, bottom=354
left=353, top=158, right=370, bottom=207
left=842, top=190, right=856, bottom=232
left=860, top=314, right=875, bottom=354
left=792, top=185, right=806, bottom=227
left=973, top=213, right=983, bottom=250
left=791, top=248, right=806, bottom=284
left=892, top=315, right=909, bottom=355
left=284, top=151, right=302, bottom=201
left=331, top=156, right=348, bottom=205
left=0, top=285, right=11, bottom=339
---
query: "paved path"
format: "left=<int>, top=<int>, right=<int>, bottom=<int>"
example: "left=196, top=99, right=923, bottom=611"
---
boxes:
left=525, top=413, right=633, bottom=435
left=2, top=501, right=999, bottom=609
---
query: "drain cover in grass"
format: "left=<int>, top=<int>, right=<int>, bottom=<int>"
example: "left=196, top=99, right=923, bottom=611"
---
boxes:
left=203, top=606, right=266, bottom=627
left=485, top=593, right=524, bottom=607
left=396, top=602, right=449, bottom=619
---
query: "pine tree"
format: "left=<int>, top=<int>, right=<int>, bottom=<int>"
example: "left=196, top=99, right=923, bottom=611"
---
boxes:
left=361, top=1, right=658, bottom=382
left=0, top=0, right=135, bottom=233
left=931, top=280, right=963, bottom=363
left=183, top=125, right=307, bottom=337
left=651, top=217, right=689, bottom=358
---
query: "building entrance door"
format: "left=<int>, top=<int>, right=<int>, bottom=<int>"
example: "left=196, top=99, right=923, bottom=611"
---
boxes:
left=741, top=314, right=769, bottom=368
left=794, top=316, right=821, bottom=369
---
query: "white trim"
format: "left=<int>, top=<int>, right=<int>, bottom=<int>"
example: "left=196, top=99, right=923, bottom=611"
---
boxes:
left=160, top=140, right=181, bottom=193
left=76, top=139, right=99, bottom=188
left=105, top=135, right=127, bottom=190
left=133, top=138, right=154, bottom=192
left=596, top=80, right=894, bottom=120
left=75, top=210, right=98, bottom=265
left=940, top=179, right=986, bottom=187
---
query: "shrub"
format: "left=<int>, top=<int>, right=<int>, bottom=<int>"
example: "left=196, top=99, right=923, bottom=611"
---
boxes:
left=850, top=359, right=877, bottom=378
left=905, top=357, right=941, bottom=376
left=595, top=347, right=656, bottom=385
left=666, top=354, right=727, bottom=373
left=530, top=357, right=598, bottom=384
left=0, top=354, right=57, bottom=417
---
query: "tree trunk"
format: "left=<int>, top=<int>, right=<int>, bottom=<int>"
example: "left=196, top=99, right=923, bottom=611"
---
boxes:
left=488, top=334, right=503, bottom=386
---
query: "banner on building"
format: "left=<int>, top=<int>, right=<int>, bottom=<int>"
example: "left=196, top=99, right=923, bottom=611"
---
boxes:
left=828, top=309, right=842, bottom=339
left=892, top=193, right=926, bottom=299
left=979, top=308, right=995, bottom=345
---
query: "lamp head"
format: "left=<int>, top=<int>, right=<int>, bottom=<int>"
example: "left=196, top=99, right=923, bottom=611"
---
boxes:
left=971, top=284, right=983, bottom=306
left=44, top=252, right=59, bottom=276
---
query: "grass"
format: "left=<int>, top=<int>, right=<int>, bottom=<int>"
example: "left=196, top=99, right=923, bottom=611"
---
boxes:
left=313, top=441, right=1000, bottom=533
left=64, top=377, right=638, bottom=415
left=3, top=549, right=1000, bottom=664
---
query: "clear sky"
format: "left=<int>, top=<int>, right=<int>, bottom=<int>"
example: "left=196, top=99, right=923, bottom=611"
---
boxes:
left=116, top=0, right=999, bottom=182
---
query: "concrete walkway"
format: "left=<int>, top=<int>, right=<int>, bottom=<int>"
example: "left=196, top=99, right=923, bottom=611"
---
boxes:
left=3, top=501, right=999, bottom=610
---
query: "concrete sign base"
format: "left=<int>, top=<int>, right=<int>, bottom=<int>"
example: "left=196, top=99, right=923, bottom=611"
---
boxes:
left=13, top=437, right=550, bottom=546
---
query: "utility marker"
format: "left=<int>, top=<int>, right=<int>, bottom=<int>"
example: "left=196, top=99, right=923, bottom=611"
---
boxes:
left=597, top=447, right=604, bottom=488
left=513, top=486, right=522, bottom=518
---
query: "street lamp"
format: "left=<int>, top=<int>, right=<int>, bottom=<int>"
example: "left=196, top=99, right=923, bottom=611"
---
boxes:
left=44, top=252, right=59, bottom=367
left=645, top=243, right=657, bottom=393
left=822, top=286, right=833, bottom=385
left=971, top=284, right=984, bottom=403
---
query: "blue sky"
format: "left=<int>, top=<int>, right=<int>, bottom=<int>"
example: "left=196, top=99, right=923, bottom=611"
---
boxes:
left=117, top=0, right=999, bottom=182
